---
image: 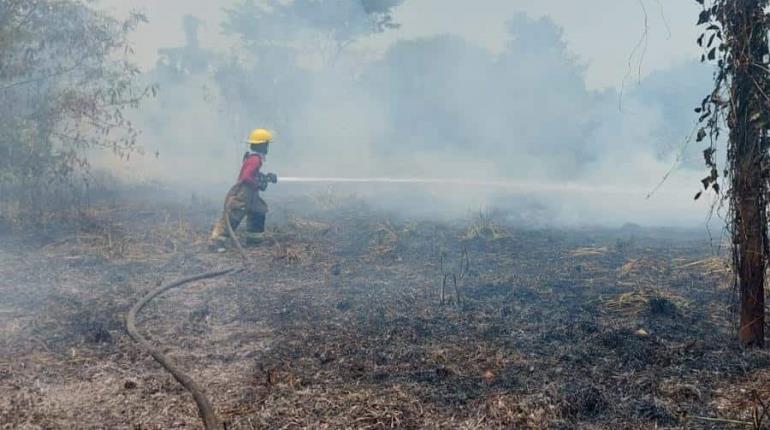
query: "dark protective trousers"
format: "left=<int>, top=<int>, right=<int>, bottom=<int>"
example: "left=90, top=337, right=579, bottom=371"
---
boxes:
left=209, top=183, right=267, bottom=240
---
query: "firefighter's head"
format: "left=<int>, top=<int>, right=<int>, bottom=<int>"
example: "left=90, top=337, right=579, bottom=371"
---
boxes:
left=247, top=128, right=272, bottom=154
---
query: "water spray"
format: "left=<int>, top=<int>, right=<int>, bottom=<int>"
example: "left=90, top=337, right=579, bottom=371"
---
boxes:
left=279, top=176, right=679, bottom=197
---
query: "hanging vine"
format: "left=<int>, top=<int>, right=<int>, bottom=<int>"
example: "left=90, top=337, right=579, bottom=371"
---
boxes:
left=694, top=0, right=770, bottom=346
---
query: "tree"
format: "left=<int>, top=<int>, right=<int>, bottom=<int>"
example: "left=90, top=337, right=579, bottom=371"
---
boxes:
left=695, top=0, right=770, bottom=346
left=223, top=0, right=402, bottom=61
left=362, top=14, right=599, bottom=178
left=215, top=0, right=403, bottom=156
left=139, top=15, right=227, bottom=159
left=363, top=35, right=494, bottom=154
left=156, top=15, right=212, bottom=76
left=0, top=0, right=151, bottom=214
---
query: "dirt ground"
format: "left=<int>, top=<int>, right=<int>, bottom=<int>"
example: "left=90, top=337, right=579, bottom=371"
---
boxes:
left=2, top=189, right=770, bottom=429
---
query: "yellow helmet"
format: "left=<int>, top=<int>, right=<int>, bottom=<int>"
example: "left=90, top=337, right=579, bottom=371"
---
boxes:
left=246, top=128, right=272, bottom=145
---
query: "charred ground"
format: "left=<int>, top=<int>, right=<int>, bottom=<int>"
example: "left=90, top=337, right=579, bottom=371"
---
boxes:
left=0, top=190, right=767, bottom=429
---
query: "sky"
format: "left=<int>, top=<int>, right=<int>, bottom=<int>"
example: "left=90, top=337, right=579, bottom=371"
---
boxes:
left=99, top=0, right=702, bottom=90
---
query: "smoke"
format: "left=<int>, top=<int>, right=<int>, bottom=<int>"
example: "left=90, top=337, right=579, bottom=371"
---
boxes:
left=94, top=1, right=716, bottom=227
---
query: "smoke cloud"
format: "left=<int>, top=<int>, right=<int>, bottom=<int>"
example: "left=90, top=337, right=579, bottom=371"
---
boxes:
left=93, top=1, right=717, bottom=227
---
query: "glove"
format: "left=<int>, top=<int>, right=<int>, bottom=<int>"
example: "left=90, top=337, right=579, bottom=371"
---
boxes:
left=256, top=172, right=278, bottom=191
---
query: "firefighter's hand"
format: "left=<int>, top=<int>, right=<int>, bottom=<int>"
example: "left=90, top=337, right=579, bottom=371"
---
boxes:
left=266, top=173, right=278, bottom=184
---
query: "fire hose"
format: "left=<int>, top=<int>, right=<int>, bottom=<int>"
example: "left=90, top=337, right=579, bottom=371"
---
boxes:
left=125, top=176, right=278, bottom=428
left=126, top=268, right=235, bottom=430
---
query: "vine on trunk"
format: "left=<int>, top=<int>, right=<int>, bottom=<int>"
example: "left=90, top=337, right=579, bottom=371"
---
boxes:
left=694, top=0, right=770, bottom=346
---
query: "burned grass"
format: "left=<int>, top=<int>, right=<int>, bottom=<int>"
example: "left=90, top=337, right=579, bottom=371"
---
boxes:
left=0, top=195, right=767, bottom=429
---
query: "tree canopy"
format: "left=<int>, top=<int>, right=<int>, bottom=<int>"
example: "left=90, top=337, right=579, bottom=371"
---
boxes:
left=0, top=0, right=151, bottom=210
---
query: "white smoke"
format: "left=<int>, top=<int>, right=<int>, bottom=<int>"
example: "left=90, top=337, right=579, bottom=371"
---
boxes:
left=94, top=1, right=715, bottom=227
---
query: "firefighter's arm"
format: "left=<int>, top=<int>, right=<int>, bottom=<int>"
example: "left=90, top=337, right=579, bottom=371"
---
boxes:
left=239, top=156, right=263, bottom=188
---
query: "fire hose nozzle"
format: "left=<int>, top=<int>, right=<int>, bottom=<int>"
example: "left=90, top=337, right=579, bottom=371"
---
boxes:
left=257, top=172, right=278, bottom=191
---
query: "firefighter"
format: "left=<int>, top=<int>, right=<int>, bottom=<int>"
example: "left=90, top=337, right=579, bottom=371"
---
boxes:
left=209, top=128, right=276, bottom=251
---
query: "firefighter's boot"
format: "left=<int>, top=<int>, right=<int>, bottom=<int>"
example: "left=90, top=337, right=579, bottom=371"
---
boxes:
left=208, top=236, right=228, bottom=253
left=244, top=212, right=266, bottom=246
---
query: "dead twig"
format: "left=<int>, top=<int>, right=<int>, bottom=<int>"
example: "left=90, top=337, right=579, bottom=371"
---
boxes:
left=438, top=248, right=469, bottom=307
left=751, top=389, right=770, bottom=430
left=692, top=415, right=752, bottom=426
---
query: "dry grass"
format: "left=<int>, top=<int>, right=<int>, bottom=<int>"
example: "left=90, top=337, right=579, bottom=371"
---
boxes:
left=287, top=214, right=331, bottom=237
left=569, top=247, right=608, bottom=257
left=462, top=211, right=509, bottom=242
left=675, top=256, right=730, bottom=274
left=369, top=221, right=399, bottom=257
left=597, top=289, right=689, bottom=316
left=0, top=196, right=762, bottom=429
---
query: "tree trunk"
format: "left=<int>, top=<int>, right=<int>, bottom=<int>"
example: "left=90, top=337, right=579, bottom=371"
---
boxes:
left=729, top=0, right=768, bottom=347
left=735, top=180, right=765, bottom=346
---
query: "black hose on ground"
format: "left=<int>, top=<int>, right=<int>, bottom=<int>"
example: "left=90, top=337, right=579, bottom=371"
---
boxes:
left=127, top=192, right=249, bottom=428
left=127, top=268, right=236, bottom=430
